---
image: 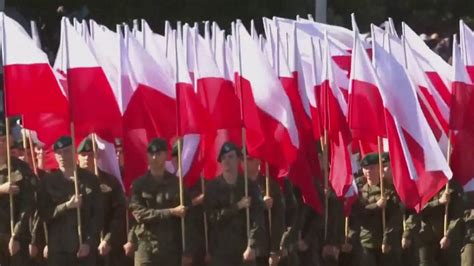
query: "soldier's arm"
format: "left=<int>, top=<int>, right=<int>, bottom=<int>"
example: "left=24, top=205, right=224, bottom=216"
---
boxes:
left=182, top=185, right=197, bottom=256
left=446, top=182, right=464, bottom=239
left=267, top=181, right=285, bottom=254
left=325, top=194, right=344, bottom=246
left=383, top=191, right=401, bottom=245
left=347, top=201, right=361, bottom=246
left=30, top=210, right=45, bottom=246
left=13, top=166, right=36, bottom=240
left=279, top=182, right=301, bottom=250
left=204, top=182, right=240, bottom=225
left=402, top=210, right=419, bottom=240
left=84, top=178, right=104, bottom=247
left=103, top=182, right=127, bottom=245
left=129, top=182, right=174, bottom=223
left=248, top=181, right=265, bottom=249
left=37, top=178, right=71, bottom=222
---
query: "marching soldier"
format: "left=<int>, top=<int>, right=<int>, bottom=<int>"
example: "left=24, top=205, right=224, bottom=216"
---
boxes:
left=417, top=180, right=464, bottom=266
left=0, top=121, right=37, bottom=266
left=128, top=138, right=195, bottom=266
left=204, top=142, right=264, bottom=266
left=77, top=138, right=129, bottom=266
left=356, top=153, right=400, bottom=266
left=37, top=136, right=103, bottom=266
left=246, top=155, right=285, bottom=266
left=461, top=189, right=474, bottom=266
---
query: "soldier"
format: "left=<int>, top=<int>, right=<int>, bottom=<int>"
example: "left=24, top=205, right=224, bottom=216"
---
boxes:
left=37, top=136, right=103, bottom=266
left=204, top=142, right=264, bottom=266
left=356, top=153, right=400, bottom=266
left=77, top=138, right=129, bottom=266
left=245, top=155, right=285, bottom=266
left=128, top=138, right=195, bottom=266
left=461, top=189, right=473, bottom=266
left=417, top=180, right=464, bottom=266
left=0, top=121, right=37, bottom=266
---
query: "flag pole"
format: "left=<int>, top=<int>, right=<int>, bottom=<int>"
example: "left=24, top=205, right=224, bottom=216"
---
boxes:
left=265, top=162, right=272, bottom=233
left=344, top=215, right=349, bottom=244
left=63, top=18, right=83, bottom=245
left=443, top=130, right=452, bottom=235
left=174, top=21, right=186, bottom=250
left=377, top=136, right=386, bottom=233
left=235, top=20, right=251, bottom=238
left=323, top=130, right=329, bottom=241
left=1, top=16, right=15, bottom=237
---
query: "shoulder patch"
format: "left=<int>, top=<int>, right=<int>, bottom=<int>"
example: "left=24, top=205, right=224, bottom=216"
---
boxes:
left=100, top=184, right=112, bottom=193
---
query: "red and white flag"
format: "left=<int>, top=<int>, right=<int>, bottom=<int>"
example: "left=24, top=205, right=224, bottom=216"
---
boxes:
left=1, top=13, right=70, bottom=146
left=460, top=20, right=474, bottom=82
left=62, top=18, right=122, bottom=143
left=449, top=37, right=474, bottom=192
left=374, top=34, right=451, bottom=211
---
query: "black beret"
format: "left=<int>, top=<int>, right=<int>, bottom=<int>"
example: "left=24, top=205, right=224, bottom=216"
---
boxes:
left=217, top=141, right=242, bottom=162
left=53, top=136, right=73, bottom=151
left=147, top=138, right=168, bottom=154
left=360, top=153, right=380, bottom=167
left=77, top=138, right=93, bottom=153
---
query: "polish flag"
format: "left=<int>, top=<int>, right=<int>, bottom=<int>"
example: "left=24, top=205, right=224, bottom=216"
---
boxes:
left=321, top=34, right=354, bottom=198
left=402, top=23, right=452, bottom=114
left=1, top=13, right=70, bottom=146
left=449, top=38, right=474, bottom=192
left=348, top=29, right=386, bottom=144
left=62, top=18, right=122, bottom=143
left=374, top=34, right=451, bottom=211
left=193, top=27, right=241, bottom=179
left=122, top=26, right=177, bottom=192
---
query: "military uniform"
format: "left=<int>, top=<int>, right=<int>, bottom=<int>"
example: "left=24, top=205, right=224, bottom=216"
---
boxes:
left=254, top=175, right=285, bottom=266
left=321, top=188, right=344, bottom=266
left=400, top=209, right=419, bottom=266
left=279, top=178, right=302, bottom=266
left=37, top=167, right=103, bottom=266
left=188, top=179, right=207, bottom=266
left=356, top=182, right=400, bottom=266
left=129, top=170, right=195, bottom=266
left=0, top=157, right=37, bottom=266
left=461, top=191, right=473, bottom=266
left=204, top=174, right=264, bottom=266
left=417, top=181, right=464, bottom=266
left=95, top=169, right=128, bottom=266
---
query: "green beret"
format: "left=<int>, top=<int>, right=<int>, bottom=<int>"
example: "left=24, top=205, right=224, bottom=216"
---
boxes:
left=381, top=152, right=390, bottom=164
left=147, top=138, right=168, bottom=154
left=77, top=138, right=93, bottom=153
left=360, top=153, right=380, bottom=167
left=53, top=136, right=72, bottom=151
left=218, top=141, right=242, bottom=162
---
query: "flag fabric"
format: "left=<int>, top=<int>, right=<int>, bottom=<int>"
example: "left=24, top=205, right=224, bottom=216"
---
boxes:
left=1, top=13, right=70, bottom=146
left=374, top=34, right=451, bottom=211
left=449, top=38, right=474, bottom=192
left=62, top=18, right=122, bottom=143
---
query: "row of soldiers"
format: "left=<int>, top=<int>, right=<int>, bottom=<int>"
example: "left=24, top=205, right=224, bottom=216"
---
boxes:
left=0, top=121, right=471, bottom=266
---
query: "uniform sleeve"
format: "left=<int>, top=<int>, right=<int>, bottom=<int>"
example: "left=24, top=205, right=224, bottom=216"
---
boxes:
left=325, top=193, right=344, bottom=246
left=280, top=184, right=303, bottom=250
left=446, top=182, right=464, bottom=239
left=129, top=181, right=173, bottom=223
left=182, top=185, right=197, bottom=256
left=13, top=165, right=36, bottom=240
left=103, top=182, right=127, bottom=245
left=248, top=181, right=264, bottom=249
left=383, top=189, right=402, bottom=245
left=37, top=177, right=71, bottom=222
left=84, top=177, right=104, bottom=247
left=204, top=182, right=240, bottom=225
left=402, top=210, right=419, bottom=240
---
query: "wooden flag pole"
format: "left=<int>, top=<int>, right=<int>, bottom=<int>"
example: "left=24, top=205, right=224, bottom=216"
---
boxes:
left=63, top=20, right=83, bottom=245
left=201, top=175, right=209, bottom=253
left=91, top=133, right=100, bottom=177
left=265, top=162, right=272, bottom=233
left=443, top=130, right=452, bottom=235
left=5, top=118, right=15, bottom=236
left=344, top=216, right=349, bottom=244
left=322, top=130, right=329, bottom=241
left=235, top=20, right=251, bottom=238
left=174, top=21, right=186, bottom=250
left=377, top=136, right=386, bottom=232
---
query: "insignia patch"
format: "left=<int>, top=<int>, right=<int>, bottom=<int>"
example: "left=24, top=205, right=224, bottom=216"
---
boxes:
left=10, top=171, right=23, bottom=182
left=85, top=187, right=92, bottom=194
left=156, top=194, right=163, bottom=203
left=100, top=184, right=112, bottom=193
left=142, top=192, right=153, bottom=199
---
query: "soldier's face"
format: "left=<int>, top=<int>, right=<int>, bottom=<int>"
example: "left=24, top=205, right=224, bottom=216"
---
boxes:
left=220, top=151, right=239, bottom=172
left=362, top=164, right=380, bottom=184
left=245, top=157, right=260, bottom=179
left=54, top=146, right=75, bottom=170
left=147, top=151, right=167, bottom=169
left=78, top=152, right=94, bottom=169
